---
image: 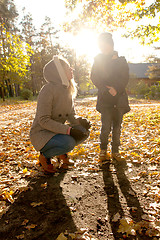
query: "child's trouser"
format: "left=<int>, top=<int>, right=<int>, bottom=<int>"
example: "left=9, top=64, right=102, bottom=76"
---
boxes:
left=100, top=108, right=123, bottom=153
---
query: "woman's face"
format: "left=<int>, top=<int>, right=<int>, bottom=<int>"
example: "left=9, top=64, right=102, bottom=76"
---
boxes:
left=64, top=64, right=73, bottom=81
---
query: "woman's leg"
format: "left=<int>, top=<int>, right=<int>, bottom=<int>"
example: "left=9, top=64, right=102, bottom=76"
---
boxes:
left=40, top=134, right=76, bottom=159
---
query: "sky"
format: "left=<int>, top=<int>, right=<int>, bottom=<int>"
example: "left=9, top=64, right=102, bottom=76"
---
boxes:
left=15, top=0, right=66, bottom=27
left=14, top=0, right=158, bottom=63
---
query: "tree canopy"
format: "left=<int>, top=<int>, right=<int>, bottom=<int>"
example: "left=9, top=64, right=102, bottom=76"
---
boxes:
left=64, top=0, right=160, bottom=44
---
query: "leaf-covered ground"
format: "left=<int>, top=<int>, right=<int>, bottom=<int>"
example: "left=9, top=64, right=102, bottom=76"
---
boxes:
left=0, top=97, right=160, bottom=240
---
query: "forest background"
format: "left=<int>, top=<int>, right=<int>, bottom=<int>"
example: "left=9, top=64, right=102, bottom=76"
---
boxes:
left=0, top=1, right=160, bottom=239
left=0, top=0, right=160, bottom=101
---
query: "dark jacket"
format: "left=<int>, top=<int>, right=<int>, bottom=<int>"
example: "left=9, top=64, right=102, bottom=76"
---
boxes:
left=91, top=53, right=130, bottom=114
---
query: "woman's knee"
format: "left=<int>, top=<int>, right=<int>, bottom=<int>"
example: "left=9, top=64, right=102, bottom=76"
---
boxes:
left=63, top=136, right=76, bottom=152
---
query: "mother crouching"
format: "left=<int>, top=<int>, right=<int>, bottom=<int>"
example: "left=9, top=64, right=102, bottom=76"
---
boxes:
left=30, top=56, right=90, bottom=173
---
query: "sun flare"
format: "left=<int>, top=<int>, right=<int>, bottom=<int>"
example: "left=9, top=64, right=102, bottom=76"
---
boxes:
left=72, top=29, right=99, bottom=62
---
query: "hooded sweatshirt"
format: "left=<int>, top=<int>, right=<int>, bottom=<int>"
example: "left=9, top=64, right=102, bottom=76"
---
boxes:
left=30, top=59, right=78, bottom=151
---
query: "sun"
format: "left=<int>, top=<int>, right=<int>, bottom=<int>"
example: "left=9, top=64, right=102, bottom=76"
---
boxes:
left=72, top=29, right=99, bottom=63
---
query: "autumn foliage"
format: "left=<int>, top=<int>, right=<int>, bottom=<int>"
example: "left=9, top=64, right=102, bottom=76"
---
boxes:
left=0, top=98, right=160, bottom=239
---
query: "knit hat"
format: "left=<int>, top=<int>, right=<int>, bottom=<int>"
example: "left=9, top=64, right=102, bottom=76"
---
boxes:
left=98, top=32, right=114, bottom=46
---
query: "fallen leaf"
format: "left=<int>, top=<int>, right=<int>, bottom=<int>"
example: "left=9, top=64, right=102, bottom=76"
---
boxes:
left=40, top=182, right=47, bottom=188
left=30, top=202, right=43, bottom=207
left=112, top=212, right=121, bottom=222
left=21, top=219, right=29, bottom=225
left=118, top=218, right=136, bottom=237
left=25, top=224, right=37, bottom=230
left=16, top=234, right=24, bottom=239
left=56, top=233, right=67, bottom=240
left=23, top=168, right=28, bottom=173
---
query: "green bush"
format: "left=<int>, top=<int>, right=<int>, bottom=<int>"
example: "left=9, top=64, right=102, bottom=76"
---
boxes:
left=20, top=88, right=33, bottom=100
left=145, top=82, right=160, bottom=99
left=135, top=81, right=150, bottom=97
left=128, top=79, right=160, bottom=100
left=127, top=77, right=138, bottom=95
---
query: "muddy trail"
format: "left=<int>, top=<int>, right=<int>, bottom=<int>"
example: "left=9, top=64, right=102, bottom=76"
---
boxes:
left=0, top=98, right=160, bottom=239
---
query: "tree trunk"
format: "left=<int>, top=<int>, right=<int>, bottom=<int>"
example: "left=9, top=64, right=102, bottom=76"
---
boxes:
left=0, top=86, right=5, bottom=101
left=14, top=83, right=20, bottom=97
left=5, top=79, right=14, bottom=97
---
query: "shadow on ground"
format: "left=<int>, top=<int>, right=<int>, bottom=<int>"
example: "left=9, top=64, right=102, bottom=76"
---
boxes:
left=102, top=160, right=152, bottom=240
left=0, top=173, right=77, bottom=240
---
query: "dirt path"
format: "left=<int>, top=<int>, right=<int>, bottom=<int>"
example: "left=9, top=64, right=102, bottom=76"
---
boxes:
left=0, top=98, right=160, bottom=240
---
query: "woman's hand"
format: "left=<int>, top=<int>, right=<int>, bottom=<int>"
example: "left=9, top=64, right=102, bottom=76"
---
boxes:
left=70, top=127, right=87, bottom=142
left=77, top=117, right=91, bottom=130
left=106, top=86, right=117, bottom=96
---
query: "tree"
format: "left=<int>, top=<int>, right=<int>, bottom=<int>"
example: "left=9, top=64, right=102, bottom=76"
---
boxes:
left=64, top=0, right=159, bottom=45
left=20, top=9, right=38, bottom=95
left=0, top=25, right=33, bottom=100
left=147, top=64, right=160, bottom=80
left=64, top=0, right=145, bottom=32
left=37, top=16, right=59, bottom=69
left=40, top=16, right=59, bottom=55
left=32, top=17, right=60, bottom=91
left=146, top=48, right=160, bottom=80
left=127, top=0, right=160, bottom=44
left=0, top=0, right=18, bottom=30
left=0, top=0, right=22, bottom=99
left=73, top=55, right=95, bottom=94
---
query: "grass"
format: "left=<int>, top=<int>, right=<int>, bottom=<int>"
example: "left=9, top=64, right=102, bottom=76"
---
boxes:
left=0, top=96, right=38, bottom=106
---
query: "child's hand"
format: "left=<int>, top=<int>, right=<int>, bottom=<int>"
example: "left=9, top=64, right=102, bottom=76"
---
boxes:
left=112, top=55, right=118, bottom=60
left=112, top=51, right=118, bottom=59
left=106, top=86, right=117, bottom=96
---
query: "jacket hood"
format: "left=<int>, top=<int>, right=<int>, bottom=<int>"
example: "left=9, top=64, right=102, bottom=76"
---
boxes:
left=43, top=58, right=69, bottom=87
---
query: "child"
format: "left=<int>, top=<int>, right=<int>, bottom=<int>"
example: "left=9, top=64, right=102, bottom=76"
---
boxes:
left=91, top=32, right=130, bottom=161
left=30, top=56, right=90, bottom=173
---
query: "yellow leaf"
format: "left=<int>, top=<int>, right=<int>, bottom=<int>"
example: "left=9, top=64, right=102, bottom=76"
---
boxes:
left=23, top=168, right=27, bottom=173
left=31, top=202, right=43, bottom=207
left=2, top=191, right=14, bottom=203
left=41, top=183, right=47, bottom=188
left=25, top=224, right=37, bottom=230
left=118, top=218, right=136, bottom=237
left=16, top=234, right=24, bottom=239
left=56, top=233, right=67, bottom=240
left=21, top=219, right=29, bottom=226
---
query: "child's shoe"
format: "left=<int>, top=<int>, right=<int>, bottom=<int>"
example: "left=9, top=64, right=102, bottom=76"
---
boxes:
left=112, top=153, right=125, bottom=161
left=99, top=150, right=110, bottom=162
left=99, top=150, right=106, bottom=161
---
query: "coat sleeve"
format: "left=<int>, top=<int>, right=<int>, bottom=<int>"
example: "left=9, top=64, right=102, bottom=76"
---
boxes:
left=111, top=57, right=129, bottom=94
left=67, top=105, right=79, bottom=125
left=91, top=56, right=110, bottom=90
left=37, top=85, right=69, bottom=134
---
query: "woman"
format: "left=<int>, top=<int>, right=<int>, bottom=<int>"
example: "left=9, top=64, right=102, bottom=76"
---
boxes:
left=30, top=56, right=90, bottom=173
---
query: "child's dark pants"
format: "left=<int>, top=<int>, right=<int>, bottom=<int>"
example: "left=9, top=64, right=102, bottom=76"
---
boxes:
left=100, top=108, right=124, bottom=153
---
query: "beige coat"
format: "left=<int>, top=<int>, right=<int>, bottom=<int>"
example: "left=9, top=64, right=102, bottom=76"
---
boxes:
left=30, top=59, right=78, bottom=151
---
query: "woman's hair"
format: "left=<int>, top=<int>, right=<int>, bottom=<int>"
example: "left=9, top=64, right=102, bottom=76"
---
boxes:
left=59, top=57, right=77, bottom=98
